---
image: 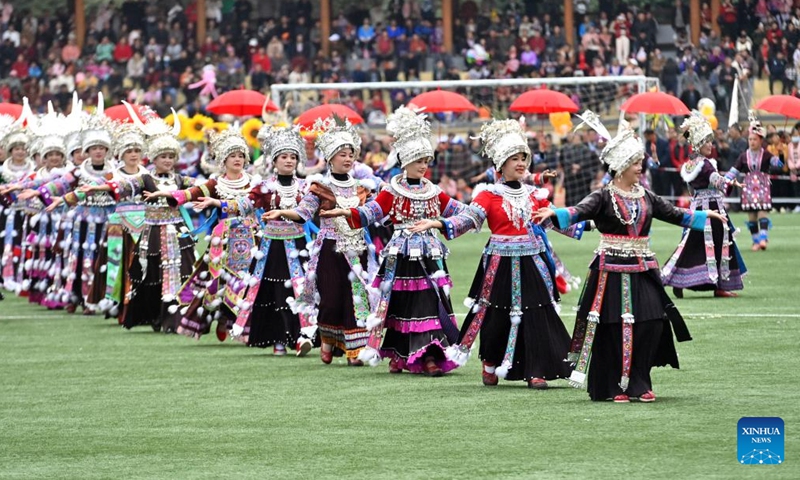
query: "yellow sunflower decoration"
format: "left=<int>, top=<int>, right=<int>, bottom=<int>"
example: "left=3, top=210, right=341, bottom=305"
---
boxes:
left=165, top=113, right=190, bottom=140
left=183, top=114, right=213, bottom=142
left=241, top=118, right=264, bottom=149
left=205, top=121, right=230, bottom=135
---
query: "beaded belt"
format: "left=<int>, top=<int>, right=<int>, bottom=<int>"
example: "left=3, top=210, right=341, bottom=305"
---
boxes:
left=694, top=188, right=723, bottom=200
left=596, top=234, right=654, bottom=258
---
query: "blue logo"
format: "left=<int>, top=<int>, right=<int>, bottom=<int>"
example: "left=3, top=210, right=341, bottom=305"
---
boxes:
left=738, top=417, right=784, bottom=465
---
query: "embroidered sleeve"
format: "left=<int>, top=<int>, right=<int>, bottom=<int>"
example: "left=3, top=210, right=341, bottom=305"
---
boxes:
left=110, top=175, right=146, bottom=201
left=347, top=190, right=392, bottom=229
left=295, top=190, right=320, bottom=223
left=36, top=172, right=77, bottom=205
left=440, top=192, right=488, bottom=240
left=708, top=171, right=732, bottom=191
left=171, top=179, right=216, bottom=206
left=543, top=218, right=587, bottom=240
left=63, top=190, right=86, bottom=207
left=552, top=189, right=604, bottom=229
left=438, top=191, right=466, bottom=218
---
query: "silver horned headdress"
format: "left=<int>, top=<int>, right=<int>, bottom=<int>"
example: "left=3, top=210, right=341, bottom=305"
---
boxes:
left=478, top=118, right=531, bottom=171
left=385, top=106, right=434, bottom=169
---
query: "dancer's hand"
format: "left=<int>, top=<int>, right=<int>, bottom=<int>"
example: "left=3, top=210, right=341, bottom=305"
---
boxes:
left=707, top=210, right=727, bottom=223
left=319, top=208, right=350, bottom=218
left=193, top=196, right=220, bottom=210
left=408, top=219, right=442, bottom=233
left=731, top=179, right=744, bottom=189
left=44, top=197, right=63, bottom=212
left=532, top=207, right=555, bottom=224
left=0, top=184, right=18, bottom=194
left=261, top=210, right=284, bottom=222
left=143, top=190, right=167, bottom=200
left=78, top=185, right=99, bottom=194
left=542, top=169, right=558, bottom=180
left=17, top=189, right=39, bottom=200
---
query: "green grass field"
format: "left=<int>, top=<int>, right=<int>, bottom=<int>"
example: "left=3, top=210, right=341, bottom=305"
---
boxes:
left=1, top=212, right=798, bottom=479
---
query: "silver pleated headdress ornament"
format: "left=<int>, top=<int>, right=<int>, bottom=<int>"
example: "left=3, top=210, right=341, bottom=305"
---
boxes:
left=748, top=110, right=766, bottom=138
left=575, top=109, right=644, bottom=177
left=27, top=100, right=68, bottom=159
left=206, top=128, right=250, bottom=173
left=0, top=98, right=32, bottom=152
left=384, top=106, right=434, bottom=169
left=680, top=111, right=714, bottom=150
left=313, top=115, right=361, bottom=160
left=258, top=124, right=307, bottom=165
left=81, top=92, right=115, bottom=154
left=122, top=101, right=180, bottom=160
left=478, top=118, right=531, bottom=171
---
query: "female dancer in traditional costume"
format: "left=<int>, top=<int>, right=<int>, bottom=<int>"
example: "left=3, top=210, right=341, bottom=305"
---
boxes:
left=17, top=96, right=117, bottom=313
left=533, top=112, right=727, bottom=402
left=662, top=112, right=747, bottom=298
left=147, top=129, right=260, bottom=340
left=229, top=125, right=314, bottom=355
left=321, top=107, right=464, bottom=376
left=96, top=123, right=150, bottom=318
left=728, top=112, right=784, bottom=251
left=413, top=119, right=573, bottom=388
left=0, top=116, right=35, bottom=295
left=262, top=117, right=375, bottom=366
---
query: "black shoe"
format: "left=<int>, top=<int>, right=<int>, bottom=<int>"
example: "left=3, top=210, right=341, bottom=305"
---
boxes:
left=152, top=323, right=162, bottom=333
left=0, top=291, right=4, bottom=300
left=672, top=287, right=683, bottom=299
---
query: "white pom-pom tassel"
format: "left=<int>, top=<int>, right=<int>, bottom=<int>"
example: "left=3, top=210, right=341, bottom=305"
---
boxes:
left=432, top=270, right=447, bottom=279
left=250, top=247, right=259, bottom=258
left=463, top=297, right=475, bottom=309
left=356, top=318, right=366, bottom=328
left=445, top=344, right=471, bottom=366
left=180, top=307, right=189, bottom=316
left=495, top=362, right=511, bottom=379
left=353, top=295, right=362, bottom=306
left=380, top=280, right=392, bottom=292
left=307, top=272, right=317, bottom=282
left=347, top=271, right=356, bottom=282
left=289, top=250, right=299, bottom=259
left=365, top=313, right=382, bottom=330
left=442, top=285, right=451, bottom=297
left=211, top=236, right=221, bottom=246
left=99, top=265, right=107, bottom=273
left=231, top=324, right=244, bottom=337
left=357, top=346, right=381, bottom=366
left=511, top=314, right=521, bottom=326
left=284, top=279, right=293, bottom=289
left=167, top=304, right=179, bottom=314
left=299, top=249, right=309, bottom=257
left=253, top=250, right=264, bottom=260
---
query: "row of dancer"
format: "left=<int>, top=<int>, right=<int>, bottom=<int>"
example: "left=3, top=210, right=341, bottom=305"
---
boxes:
left=1, top=100, right=751, bottom=402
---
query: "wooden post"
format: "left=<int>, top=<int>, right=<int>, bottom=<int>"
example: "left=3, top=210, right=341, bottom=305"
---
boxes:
left=711, top=0, right=721, bottom=35
left=321, top=0, right=331, bottom=56
left=197, top=0, right=207, bottom=46
left=690, top=0, right=700, bottom=45
left=442, top=0, right=453, bottom=53
left=75, top=0, right=85, bottom=48
left=564, top=0, right=574, bottom=46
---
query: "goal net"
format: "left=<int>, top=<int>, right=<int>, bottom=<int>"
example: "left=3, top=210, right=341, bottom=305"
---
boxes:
left=270, top=75, right=661, bottom=206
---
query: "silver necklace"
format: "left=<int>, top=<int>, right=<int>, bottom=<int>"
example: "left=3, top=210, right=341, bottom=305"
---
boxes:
left=499, top=183, right=532, bottom=230
left=329, top=173, right=356, bottom=189
left=216, top=172, right=252, bottom=200
left=607, top=183, right=643, bottom=226
left=274, top=177, right=300, bottom=209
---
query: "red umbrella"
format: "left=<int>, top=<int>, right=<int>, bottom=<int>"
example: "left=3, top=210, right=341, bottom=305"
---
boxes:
left=754, top=95, right=800, bottom=119
left=294, top=104, right=364, bottom=129
left=0, top=103, right=23, bottom=119
left=105, top=103, right=159, bottom=123
left=408, top=90, right=478, bottom=113
left=620, top=92, right=690, bottom=115
left=509, top=89, right=579, bottom=114
left=206, top=89, right=279, bottom=116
